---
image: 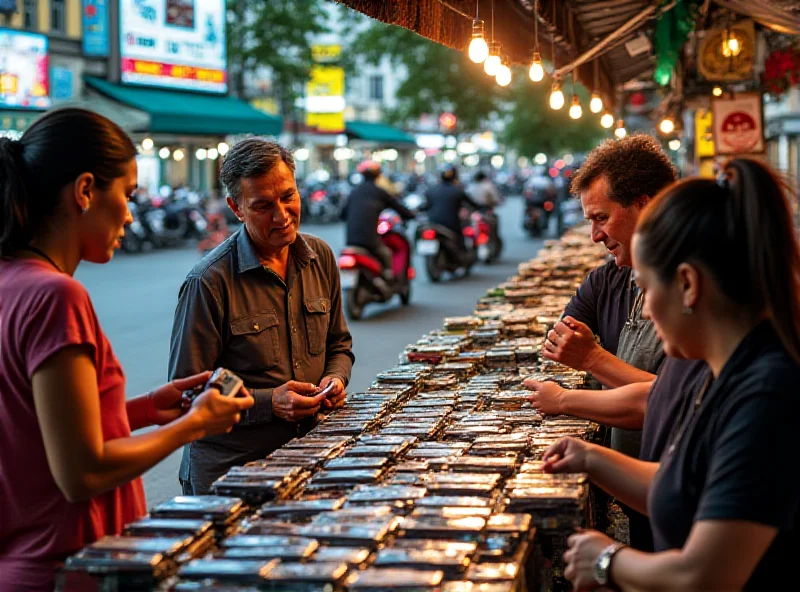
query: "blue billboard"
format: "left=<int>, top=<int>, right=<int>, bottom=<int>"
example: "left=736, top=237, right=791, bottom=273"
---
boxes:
left=82, top=0, right=109, bottom=57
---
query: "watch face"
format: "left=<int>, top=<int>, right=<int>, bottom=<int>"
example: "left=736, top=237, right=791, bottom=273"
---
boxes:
left=595, top=550, right=612, bottom=585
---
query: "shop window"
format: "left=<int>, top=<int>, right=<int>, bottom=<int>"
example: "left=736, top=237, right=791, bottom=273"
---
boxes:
left=369, top=75, right=384, bottom=102
left=51, top=0, right=65, bottom=34
left=23, top=0, right=36, bottom=29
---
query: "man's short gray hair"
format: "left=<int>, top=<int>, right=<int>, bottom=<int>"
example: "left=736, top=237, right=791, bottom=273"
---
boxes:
left=219, top=138, right=296, bottom=201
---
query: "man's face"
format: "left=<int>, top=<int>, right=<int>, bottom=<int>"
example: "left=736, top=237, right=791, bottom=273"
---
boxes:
left=581, top=175, right=644, bottom=268
left=227, top=160, right=302, bottom=254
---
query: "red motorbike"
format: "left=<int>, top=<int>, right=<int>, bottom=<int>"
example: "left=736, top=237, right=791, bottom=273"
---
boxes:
left=338, top=211, right=414, bottom=320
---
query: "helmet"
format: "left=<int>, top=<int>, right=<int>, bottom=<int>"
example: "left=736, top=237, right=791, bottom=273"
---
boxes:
left=441, top=164, right=458, bottom=182
left=357, top=160, right=382, bottom=175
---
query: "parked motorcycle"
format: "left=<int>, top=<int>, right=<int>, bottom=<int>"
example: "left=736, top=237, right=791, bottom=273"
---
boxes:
left=121, top=201, right=148, bottom=253
left=338, top=211, right=414, bottom=320
left=471, top=208, right=503, bottom=264
left=415, top=221, right=477, bottom=283
left=302, top=182, right=341, bottom=224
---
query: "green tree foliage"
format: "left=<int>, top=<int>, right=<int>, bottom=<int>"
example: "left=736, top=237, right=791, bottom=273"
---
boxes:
left=502, top=73, right=607, bottom=156
left=352, top=22, right=499, bottom=131
left=227, top=0, right=328, bottom=114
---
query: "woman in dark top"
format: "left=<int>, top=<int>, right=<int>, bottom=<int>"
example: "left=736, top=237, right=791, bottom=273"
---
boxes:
left=543, top=158, right=800, bottom=590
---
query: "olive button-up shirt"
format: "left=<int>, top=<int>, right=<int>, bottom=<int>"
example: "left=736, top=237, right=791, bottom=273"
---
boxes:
left=168, top=227, right=354, bottom=489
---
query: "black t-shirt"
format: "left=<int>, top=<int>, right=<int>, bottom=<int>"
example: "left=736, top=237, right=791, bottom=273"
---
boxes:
left=639, top=357, right=711, bottom=462
left=563, top=260, right=633, bottom=356
left=648, top=323, right=800, bottom=589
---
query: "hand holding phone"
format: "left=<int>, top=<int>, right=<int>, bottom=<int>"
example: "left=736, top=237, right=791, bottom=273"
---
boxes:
left=315, top=381, right=337, bottom=398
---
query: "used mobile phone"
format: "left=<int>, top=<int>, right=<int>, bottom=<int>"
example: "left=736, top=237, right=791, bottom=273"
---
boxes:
left=206, top=368, right=245, bottom=397
left=316, top=381, right=337, bottom=398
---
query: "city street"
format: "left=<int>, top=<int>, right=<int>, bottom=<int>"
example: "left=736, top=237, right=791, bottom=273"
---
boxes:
left=76, top=196, right=545, bottom=505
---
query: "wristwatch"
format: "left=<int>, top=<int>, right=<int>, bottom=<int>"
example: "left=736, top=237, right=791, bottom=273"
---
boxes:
left=594, top=542, right=626, bottom=587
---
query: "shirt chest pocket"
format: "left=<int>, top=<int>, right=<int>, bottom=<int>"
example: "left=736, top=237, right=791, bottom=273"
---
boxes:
left=304, top=298, right=330, bottom=356
left=229, top=311, right=280, bottom=370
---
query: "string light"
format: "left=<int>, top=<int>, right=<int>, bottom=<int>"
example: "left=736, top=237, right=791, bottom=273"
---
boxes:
left=569, top=94, right=582, bottom=119
left=550, top=81, right=564, bottom=110
left=615, top=120, right=627, bottom=139
left=601, top=111, right=614, bottom=128
left=528, top=0, right=544, bottom=82
left=484, top=42, right=501, bottom=76
left=496, top=56, right=512, bottom=86
left=712, top=85, right=723, bottom=97
left=529, top=52, right=544, bottom=82
left=468, top=19, right=489, bottom=63
left=590, top=94, right=603, bottom=114
left=659, top=117, right=675, bottom=134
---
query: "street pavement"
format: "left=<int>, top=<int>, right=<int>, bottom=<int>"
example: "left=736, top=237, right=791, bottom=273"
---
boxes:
left=75, top=195, right=545, bottom=505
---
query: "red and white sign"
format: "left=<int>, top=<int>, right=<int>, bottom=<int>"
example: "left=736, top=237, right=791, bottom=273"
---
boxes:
left=120, top=0, right=227, bottom=93
left=712, top=93, right=764, bottom=155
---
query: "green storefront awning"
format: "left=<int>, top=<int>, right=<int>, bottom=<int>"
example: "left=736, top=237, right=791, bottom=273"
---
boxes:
left=84, top=77, right=283, bottom=136
left=346, top=120, right=416, bottom=145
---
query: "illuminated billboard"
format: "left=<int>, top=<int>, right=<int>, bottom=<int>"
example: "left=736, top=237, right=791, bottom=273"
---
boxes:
left=120, top=0, right=227, bottom=93
left=0, top=29, right=50, bottom=109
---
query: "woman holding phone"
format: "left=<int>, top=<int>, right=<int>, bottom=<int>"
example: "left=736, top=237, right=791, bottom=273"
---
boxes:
left=0, top=108, right=254, bottom=591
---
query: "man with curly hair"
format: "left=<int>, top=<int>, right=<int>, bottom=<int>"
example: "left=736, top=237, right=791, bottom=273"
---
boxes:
left=525, top=134, right=713, bottom=552
left=540, top=134, right=676, bottom=393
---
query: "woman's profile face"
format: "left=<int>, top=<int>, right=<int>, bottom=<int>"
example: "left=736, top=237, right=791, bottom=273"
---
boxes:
left=632, top=233, right=693, bottom=359
left=79, top=159, right=137, bottom=264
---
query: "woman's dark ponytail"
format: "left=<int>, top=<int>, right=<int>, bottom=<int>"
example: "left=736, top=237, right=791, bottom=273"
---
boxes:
left=0, top=137, right=32, bottom=256
left=725, top=159, right=800, bottom=364
left=0, top=108, right=136, bottom=257
left=636, top=158, right=800, bottom=364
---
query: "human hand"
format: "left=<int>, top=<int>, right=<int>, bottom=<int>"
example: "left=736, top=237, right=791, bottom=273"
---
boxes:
left=542, top=316, right=600, bottom=371
left=542, top=436, right=592, bottom=474
left=523, top=379, right=566, bottom=415
left=317, top=376, right=346, bottom=410
left=272, top=381, right=326, bottom=422
left=564, top=530, right=616, bottom=590
left=149, top=371, right=212, bottom=426
left=186, top=385, right=254, bottom=438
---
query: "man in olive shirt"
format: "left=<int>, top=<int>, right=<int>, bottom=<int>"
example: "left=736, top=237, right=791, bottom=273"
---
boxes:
left=169, top=138, right=354, bottom=495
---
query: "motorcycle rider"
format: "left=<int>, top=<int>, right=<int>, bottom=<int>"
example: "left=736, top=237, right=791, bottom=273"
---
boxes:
left=425, top=165, right=482, bottom=253
left=343, top=160, right=415, bottom=280
left=468, top=170, right=502, bottom=246
left=468, top=170, right=501, bottom=207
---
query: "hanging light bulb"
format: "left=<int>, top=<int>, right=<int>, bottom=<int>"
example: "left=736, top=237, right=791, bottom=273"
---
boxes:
left=569, top=94, right=582, bottom=119
left=601, top=111, right=614, bottom=129
left=549, top=81, right=564, bottom=110
left=468, top=20, right=489, bottom=63
left=659, top=117, right=675, bottom=135
left=496, top=56, right=512, bottom=87
left=712, top=85, right=723, bottom=97
left=589, top=93, right=603, bottom=114
left=722, top=29, right=742, bottom=58
left=528, top=51, right=544, bottom=82
left=484, top=42, right=501, bottom=76
left=615, top=120, right=627, bottom=139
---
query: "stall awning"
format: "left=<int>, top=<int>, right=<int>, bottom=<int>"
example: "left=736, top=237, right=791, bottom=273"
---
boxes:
left=84, top=77, right=283, bottom=136
left=346, top=120, right=416, bottom=144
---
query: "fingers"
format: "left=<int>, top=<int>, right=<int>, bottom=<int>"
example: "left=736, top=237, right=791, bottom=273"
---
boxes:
left=523, top=378, right=542, bottom=390
left=232, top=393, right=254, bottom=410
left=171, top=371, right=213, bottom=390
left=293, top=392, right=327, bottom=409
left=562, top=316, right=583, bottom=330
left=284, top=381, right=318, bottom=395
